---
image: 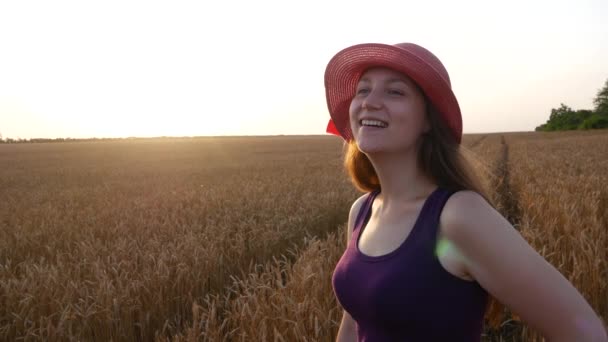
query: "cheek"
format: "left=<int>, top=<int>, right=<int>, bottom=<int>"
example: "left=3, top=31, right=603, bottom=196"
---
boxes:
left=348, top=101, right=359, bottom=122
left=348, top=99, right=358, bottom=114
left=398, top=102, right=426, bottom=123
left=390, top=108, right=427, bottom=136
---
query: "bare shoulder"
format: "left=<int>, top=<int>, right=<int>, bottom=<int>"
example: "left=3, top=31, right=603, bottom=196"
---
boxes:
left=346, top=193, right=370, bottom=243
left=439, top=189, right=608, bottom=341
left=438, top=189, right=506, bottom=272
left=440, top=190, right=492, bottom=229
left=437, top=190, right=492, bottom=279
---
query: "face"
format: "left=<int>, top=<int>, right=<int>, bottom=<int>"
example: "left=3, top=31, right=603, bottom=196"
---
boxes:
left=349, top=67, right=430, bottom=154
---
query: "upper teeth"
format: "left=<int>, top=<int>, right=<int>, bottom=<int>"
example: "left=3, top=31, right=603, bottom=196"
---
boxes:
left=361, top=119, right=388, bottom=128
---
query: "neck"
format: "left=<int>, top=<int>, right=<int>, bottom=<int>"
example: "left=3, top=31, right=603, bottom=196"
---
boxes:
left=366, top=145, right=437, bottom=215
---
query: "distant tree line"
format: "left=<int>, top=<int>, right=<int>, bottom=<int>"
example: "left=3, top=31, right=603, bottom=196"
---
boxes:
left=536, top=78, right=608, bottom=131
left=0, top=136, right=203, bottom=144
left=0, top=135, right=253, bottom=144
left=0, top=136, right=133, bottom=144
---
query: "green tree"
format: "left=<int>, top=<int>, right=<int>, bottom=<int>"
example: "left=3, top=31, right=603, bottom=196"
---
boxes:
left=545, top=103, right=581, bottom=130
left=576, top=109, right=594, bottom=121
left=537, top=78, right=608, bottom=131
left=579, top=113, right=608, bottom=129
left=593, top=78, right=608, bottom=117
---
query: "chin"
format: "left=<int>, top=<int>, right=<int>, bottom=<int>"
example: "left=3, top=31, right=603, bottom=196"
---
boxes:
left=356, top=135, right=417, bottom=155
left=356, top=138, right=389, bottom=154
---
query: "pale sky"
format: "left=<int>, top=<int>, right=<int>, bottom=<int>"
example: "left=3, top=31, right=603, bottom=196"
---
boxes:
left=1, top=0, right=607, bottom=139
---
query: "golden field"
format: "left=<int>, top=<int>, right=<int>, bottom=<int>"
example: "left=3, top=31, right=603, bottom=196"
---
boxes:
left=0, top=131, right=606, bottom=341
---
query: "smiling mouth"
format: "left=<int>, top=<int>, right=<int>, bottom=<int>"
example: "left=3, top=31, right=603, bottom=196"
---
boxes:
left=360, top=119, right=389, bottom=128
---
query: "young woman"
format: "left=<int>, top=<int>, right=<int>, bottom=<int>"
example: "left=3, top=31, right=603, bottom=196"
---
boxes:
left=325, top=42, right=607, bottom=342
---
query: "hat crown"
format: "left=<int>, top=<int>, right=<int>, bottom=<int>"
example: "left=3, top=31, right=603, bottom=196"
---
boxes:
left=394, top=43, right=452, bottom=88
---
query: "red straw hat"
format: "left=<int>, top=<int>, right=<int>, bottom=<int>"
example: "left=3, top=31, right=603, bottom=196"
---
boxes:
left=324, top=42, right=462, bottom=144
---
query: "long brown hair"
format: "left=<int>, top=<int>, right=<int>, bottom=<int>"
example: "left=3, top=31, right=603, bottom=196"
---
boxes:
left=342, top=98, right=506, bottom=329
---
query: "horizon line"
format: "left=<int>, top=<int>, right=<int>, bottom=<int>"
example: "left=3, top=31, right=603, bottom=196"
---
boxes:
left=0, top=130, right=542, bottom=141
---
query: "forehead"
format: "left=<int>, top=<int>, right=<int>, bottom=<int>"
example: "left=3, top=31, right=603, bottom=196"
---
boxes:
left=358, top=67, right=415, bottom=86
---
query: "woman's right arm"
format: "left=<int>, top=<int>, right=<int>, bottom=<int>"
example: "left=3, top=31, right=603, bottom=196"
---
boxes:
left=336, top=194, right=367, bottom=342
left=336, top=311, right=358, bottom=342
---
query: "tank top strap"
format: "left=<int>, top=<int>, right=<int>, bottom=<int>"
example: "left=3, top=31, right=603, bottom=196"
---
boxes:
left=353, top=189, right=381, bottom=233
left=419, top=187, right=457, bottom=242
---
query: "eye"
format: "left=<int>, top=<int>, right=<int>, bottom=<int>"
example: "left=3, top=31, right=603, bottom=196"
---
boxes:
left=388, top=89, right=405, bottom=96
left=356, top=87, right=370, bottom=95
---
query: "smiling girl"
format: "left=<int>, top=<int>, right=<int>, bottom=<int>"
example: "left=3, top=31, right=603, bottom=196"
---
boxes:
left=325, top=42, right=607, bottom=342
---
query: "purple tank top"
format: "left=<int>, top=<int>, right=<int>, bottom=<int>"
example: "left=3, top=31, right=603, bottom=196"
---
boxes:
left=332, top=187, right=488, bottom=341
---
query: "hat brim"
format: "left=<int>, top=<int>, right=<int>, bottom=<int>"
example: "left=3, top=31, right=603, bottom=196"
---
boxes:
left=324, top=43, right=462, bottom=144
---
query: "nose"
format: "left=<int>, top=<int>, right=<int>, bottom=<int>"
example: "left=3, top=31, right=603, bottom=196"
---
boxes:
left=361, top=88, right=382, bottom=110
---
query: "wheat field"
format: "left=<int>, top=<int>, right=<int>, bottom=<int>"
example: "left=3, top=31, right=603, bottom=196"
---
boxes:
left=0, top=131, right=606, bottom=341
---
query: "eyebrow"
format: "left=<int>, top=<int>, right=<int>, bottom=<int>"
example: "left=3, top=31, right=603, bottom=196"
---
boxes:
left=358, top=77, right=411, bottom=86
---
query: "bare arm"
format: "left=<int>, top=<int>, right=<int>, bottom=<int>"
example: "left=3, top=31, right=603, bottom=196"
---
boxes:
left=336, top=311, right=358, bottom=342
left=441, top=191, right=608, bottom=342
left=335, top=194, right=367, bottom=342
